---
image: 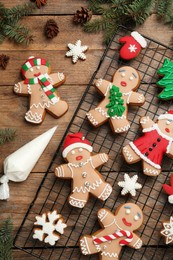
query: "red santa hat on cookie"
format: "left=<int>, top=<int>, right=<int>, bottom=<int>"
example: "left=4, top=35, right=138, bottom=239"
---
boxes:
left=21, top=56, right=50, bottom=76
left=62, top=132, right=93, bottom=158
left=158, top=110, right=173, bottom=121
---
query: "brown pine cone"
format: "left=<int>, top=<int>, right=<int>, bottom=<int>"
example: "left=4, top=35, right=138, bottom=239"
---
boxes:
left=73, top=7, right=92, bottom=25
left=0, top=54, right=10, bottom=70
left=44, top=19, right=59, bottom=39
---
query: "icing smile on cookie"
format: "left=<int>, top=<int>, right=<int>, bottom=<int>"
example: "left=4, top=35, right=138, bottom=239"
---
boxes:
left=122, top=217, right=132, bottom=226
left=120, top=81, right=127, bottom=87
left=76, top=156, right=83, bottom=161
left=165, top=128, right=170, bottom=133
left=34, top=72, right=41, bottom=77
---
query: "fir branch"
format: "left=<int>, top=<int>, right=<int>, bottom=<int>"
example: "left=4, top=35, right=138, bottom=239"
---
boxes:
left=4, top=24, right=33, bottom=46
left=0, top=128, right=17, bottom=145
left=0, top=2, right=36, bottom=46
left=0, top=218, right=13, bottom=260
left=4, top=2, right=36, bottom=24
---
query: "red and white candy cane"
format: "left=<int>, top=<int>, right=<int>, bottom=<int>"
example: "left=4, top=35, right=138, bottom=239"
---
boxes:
left=93, top=230, right=133, bottom=246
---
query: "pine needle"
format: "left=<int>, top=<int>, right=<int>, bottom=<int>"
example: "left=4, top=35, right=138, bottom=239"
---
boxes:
left=86, top=0, right=173, bottom=45
left=0, top=128, right=17, bottom=145
left=0, top=218, right=13, bottom=260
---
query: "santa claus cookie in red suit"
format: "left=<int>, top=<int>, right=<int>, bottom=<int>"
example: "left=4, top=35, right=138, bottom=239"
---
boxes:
left=55, top=132, right=112, bottom=208
left=14, top=56, right=68, bottom=124
left=119, top=31, right=147, bottom=60
left=80, top=203, right=143, bottom=259
left=122, top=110, right=173, bottom=176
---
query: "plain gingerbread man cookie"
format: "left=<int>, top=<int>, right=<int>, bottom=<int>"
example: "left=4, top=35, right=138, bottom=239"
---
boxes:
left=55, top=132, right=112, bottom=208
left=14, top=56, right=68, bottom=124
left=122, top=110, right=173, bottom=176
left=80, top=203, right=143, bottom=259
left=86, top=66, right=145, bottom=133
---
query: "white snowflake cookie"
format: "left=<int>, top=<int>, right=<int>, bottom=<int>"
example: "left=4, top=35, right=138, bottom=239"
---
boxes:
left=118, top=173, right=142, bottom=196
left=161, top=216, right=173, bottom=244
left=33, top=210, right=67, bottom=246
left=66, top=40, right=88, bottom=63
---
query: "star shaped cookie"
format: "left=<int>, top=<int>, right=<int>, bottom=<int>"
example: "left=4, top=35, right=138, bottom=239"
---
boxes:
left=118, top=173, right=142, bottom=196
left=66, top=40, right=88, bottom=63
left=161, top=216, right=173, bottom=244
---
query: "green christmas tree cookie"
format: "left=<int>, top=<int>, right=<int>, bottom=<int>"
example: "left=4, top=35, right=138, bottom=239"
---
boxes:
left=157, top=58, right=173, bottom=100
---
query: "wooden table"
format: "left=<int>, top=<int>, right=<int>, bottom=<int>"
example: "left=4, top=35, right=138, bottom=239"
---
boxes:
left=0, top=1, right=173, bottom=259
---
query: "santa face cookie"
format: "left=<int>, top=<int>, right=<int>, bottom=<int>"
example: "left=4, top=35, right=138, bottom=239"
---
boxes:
left=122, top=110, right=173, bottom=176
left=14, top=56, right=68, bottom=124
left=55, top=132, right=112, bottom=208
left=119, top=31, right=147, bottom=60
left=80, top=203, right=143, bottom=259
left=86, top=66, right=145, bottom=133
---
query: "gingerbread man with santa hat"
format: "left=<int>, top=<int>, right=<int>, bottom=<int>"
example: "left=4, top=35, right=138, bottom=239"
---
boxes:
left=55, top=132, right=112, bottom=208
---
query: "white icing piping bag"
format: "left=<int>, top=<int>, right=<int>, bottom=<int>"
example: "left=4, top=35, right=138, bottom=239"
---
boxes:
left=0, top=126, right=58, bottom=200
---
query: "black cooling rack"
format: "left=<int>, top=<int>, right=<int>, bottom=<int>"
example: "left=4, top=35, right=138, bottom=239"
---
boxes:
left=14, top=28, right=173, bottom=260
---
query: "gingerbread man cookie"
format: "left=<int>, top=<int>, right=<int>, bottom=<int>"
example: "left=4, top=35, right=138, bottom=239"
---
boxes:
left=86, top=66, right=145, bottom=133
left=14, top=56, right=68, bottom=124
left=80, top=203, right=143, bottom=259
left=122, top=110, right=173, bottom=176
left=55, top=132, right=112, bottom=208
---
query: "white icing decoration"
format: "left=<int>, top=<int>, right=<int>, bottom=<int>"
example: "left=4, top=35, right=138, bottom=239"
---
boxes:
left=25, top=110, right=42, bottom=123
left=129, top=141, right=161, bottom=169
left=69, top=197, right=86, bottom=208
left=122, top=91, right=132, bottom=104
left=56, top=165, right=64, bottom=177
left=140, top=116, right=150, bottom=124
left=118, top=173, right=142, bottom=196
left=129, top=76, right=134, bottom=81
left=143, top=168, right=159, bottom=175
left=71, top=150, right=75, bottom=154
left=98, top=209, right=108, bottom=221
left=114, top=124, right=130, bottom=133
left=133, top=238, right=142, bottom=249
left=121, top=72, right=125, bottom=77
left=95, top=107, right=126, bottom=120
left=123, top=146, right=133, bottom=162
left=99, top=153, right=108, bottom=163
left=79, top=148, right=83, bottom=152
left=168, top=195, right=173, bottom=204
left=134, top=215, right=139, bottom=221
left=66, top=40, right=88, bottom=63
left=161, top=216, right=173, bottom=244
left=80, top=237, right=91, bottom=255
left=138, top=94, right=143, bottom=103
left=126, top=209, right=131, bottom=214
left=14, top=83, right=22, bottom=93
left=105, top=83, right=112, bottom=96
left=33, top=210, right=67, bottom=246
left=128, top=44, right=137, bottom=53
left=86, top=112, right=98, bottom=125
left=57, top=72, right=65, bottom=81
left=73, top=178, right=103, bottom=193
left=27, top=84, right=32, bottom=94
left=131, top=31, right=147, bottom=48
left=98, top=184, right=112, bottom=200
left=101, top=251, right=118, bottom=258
left=29, top=99, right=59, bottom=110
left=95, top=78, right=103, bottom=87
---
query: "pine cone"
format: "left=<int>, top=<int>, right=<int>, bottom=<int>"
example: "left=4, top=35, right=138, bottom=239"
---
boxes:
left=44, top=19, right=59, bottom=39
left=73, top=7, right=92, bottom=25
left=0, top=54, right=10, bottom=70
left=30, top=0, right=47, bottom=9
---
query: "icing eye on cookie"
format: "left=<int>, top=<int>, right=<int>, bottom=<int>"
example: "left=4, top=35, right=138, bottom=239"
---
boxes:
left=79, top=148, right=83, bottom=152
left=71, top=150, right=75, bottom=155
left=129, top=76, right=134, bottom=81
left=124, top=205, right=131, bottom=214
left=29, top=68, right=33, bottom=72
left=134, top=212, right=141, bottom=221
left=36, top=66, right=40, bottom=69
left=166, top=120, right=172, bottom=125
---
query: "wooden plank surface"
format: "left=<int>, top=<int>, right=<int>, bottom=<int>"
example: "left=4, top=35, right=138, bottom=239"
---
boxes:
left=0, top=0, right=173, bottom=259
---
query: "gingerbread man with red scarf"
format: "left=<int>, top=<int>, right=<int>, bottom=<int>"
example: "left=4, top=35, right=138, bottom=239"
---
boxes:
left=14, top=56, right=68, bottom=124
left=80, top=203, right=143, bottom=259
left=123, top=110, right=173, bottom=176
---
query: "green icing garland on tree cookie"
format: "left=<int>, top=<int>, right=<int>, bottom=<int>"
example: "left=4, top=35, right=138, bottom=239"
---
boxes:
left=106, top=85, right=125, bottom=117
left=157, top=58, right=173, bottom=100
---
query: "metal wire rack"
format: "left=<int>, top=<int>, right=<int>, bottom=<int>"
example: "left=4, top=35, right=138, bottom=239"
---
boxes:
left=14, top=28, right=173, bottom=259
